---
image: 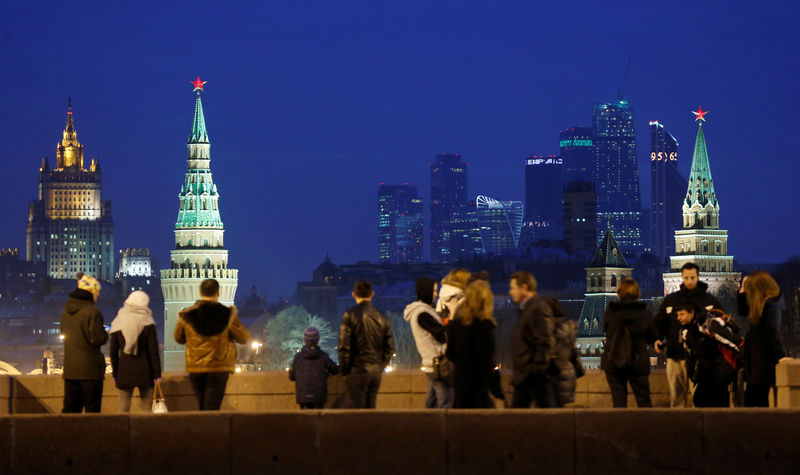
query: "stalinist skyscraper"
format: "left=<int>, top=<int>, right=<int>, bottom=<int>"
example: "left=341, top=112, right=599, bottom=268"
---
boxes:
left=161, top=78, right=238, bottom=371
left=26, top=100, right=114, bottom=281
left=662, top=107, right=739, bottom=296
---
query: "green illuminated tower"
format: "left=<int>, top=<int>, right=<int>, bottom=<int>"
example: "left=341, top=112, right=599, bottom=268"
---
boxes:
left=161, top=78, right=239, bottom=371
left=662, top=108, right=739, bottom=296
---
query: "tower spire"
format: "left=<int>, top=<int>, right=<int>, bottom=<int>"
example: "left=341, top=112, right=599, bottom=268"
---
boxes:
left=685, top=108, right=716, bottom=209
left=189, top=94, right=209, bottom=144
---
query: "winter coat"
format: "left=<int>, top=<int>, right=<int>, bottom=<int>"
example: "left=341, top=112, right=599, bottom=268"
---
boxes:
left=682, top=311, right=742, bottom=386
left=404, top=301, right=446, bottom=371
left=511, top=295, right=555, bottom=387
left=740, top=293, right=786, bottom=386
left=289, top=345, right=339, bottom=404
left=654, top=281, right=723, bottom=360
left=446, top=318, right=504, bottom=408
left=338, top=301, right=395, bottom=375
left=600, top=301, right=658, bottom=376
left=110, top=325, right=161, bottom=389
left=552, top=315, right=583, bottom=406
left=174, top=301, right=249, bottom=373
left=60, top=289, right=109, bottom=380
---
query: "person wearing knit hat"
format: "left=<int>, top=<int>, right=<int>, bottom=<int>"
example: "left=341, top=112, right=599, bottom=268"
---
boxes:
left=109, top=290, right=162, bottom=412
left=60, top=274, right=108, bottom=413
left=289, top=326, right=338, bottom=409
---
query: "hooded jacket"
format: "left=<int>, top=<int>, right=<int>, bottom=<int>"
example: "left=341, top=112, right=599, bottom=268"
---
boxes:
left=740, top=293, right=787, bottom=385
left=654, top=281, right=723, bottom=360
left=289, top=345, right=339, bottom=404
left=600, top=301, right=658, bottom=376
left=60, top=289, right=109, bottom=380
left=435, top=281, right=466, bottom=319
left=174, top=301, right=249, bottom=373
left=404, top=301, right=446, bottom=371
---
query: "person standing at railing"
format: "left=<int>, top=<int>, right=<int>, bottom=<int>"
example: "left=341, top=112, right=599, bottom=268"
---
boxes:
left=739, top=271, right=793, bottom=407
left=60, top=274, right=108, bottom=413
left=175, top=279, right=249, bottom=410
left=109, top=290, right=161, bottom=412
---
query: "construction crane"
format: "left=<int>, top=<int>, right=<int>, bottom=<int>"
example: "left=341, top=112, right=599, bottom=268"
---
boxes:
left=616, top=57, right=632, bottom=101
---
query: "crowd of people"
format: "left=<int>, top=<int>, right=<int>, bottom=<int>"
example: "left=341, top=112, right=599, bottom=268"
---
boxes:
left=57, top=263, right=790, bottom=413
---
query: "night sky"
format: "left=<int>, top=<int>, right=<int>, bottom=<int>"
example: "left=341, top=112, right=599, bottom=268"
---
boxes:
left=2, top=2, right=798, bottom=298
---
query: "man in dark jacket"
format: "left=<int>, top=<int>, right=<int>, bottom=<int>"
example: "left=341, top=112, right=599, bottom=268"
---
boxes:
left=60, top=274, right=108, bottom=413
left=508, top=271, right=556, bottom=408
left=337, top=280, right=394, bottom=409
left=653, top=262, right=724, bottom=407
left=289, top=327, right=339, bottom=409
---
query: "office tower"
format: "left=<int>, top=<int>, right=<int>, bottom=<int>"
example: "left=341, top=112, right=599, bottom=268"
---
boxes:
left=26, top=100, right=115, bottom=281
left=475, top=195, right=523, bottom=255
left=560, top=126, right=594, bottom=183
left=523, top=155, right=563, bottom=243
left=430, top=153, right=468, bottom=263
left=649, top=121, right=685, bottom=261
left=441, top=200, right=484, bottom=261
left=592, top=99, right=644, bottom=255
left=562, top=181, right=597, bottom=255
left=377, top=184, right=424, bottom=264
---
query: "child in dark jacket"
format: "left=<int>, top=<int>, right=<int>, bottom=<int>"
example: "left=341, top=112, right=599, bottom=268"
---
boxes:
left=289, top=327, right=339, bottom=409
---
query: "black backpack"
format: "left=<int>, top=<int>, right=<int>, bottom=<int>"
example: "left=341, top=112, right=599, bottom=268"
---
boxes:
left=605, top=323, right=634, bottom=369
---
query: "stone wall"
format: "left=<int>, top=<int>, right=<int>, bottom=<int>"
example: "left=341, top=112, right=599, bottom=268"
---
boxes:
left=1, top=410, right=800, bottom=474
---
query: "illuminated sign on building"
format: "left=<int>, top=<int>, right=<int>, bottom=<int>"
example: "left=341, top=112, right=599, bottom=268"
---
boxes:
left=559, top=139, right=593, bottom=147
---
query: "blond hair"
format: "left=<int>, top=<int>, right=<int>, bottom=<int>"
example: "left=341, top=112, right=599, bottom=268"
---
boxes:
left=745, top=270, right=781, bottom=326
left=456, top=280, right=495, bottom=326
left=442, top=268, right=471, bottom=290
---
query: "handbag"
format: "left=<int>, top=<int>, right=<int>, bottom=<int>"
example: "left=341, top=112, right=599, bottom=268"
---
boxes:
left=151, top=381, right=168, bottom=413
left=432, top=354, right=452, bottom=383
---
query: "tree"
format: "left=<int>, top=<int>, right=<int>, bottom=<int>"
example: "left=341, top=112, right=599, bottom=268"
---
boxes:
left=386, top=311, right=420, bottom=369
left=263, top=306, right=336, bottom=370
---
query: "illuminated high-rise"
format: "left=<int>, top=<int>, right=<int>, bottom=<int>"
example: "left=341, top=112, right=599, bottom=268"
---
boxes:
left=161, top=79, right=238, bottom=371
left=26, top=100, right=115, bottom=281
left=523, top=155, right=563, bottom=243
left=430, top=153, right=468, bottom=263
left=649, top=121, right=685, bottom=261
left=560, top=127, right=594, bottom=184
left=377, top=184, right=424, bottom=264
left=592, top=99, right=644, bottom=255
left=475, top=195, right=523, bottom=255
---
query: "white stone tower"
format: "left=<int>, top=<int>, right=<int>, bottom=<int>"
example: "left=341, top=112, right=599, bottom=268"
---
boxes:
left=662, top=108, right=740, bottom=296
left=161, top=77, right=238, bottom=371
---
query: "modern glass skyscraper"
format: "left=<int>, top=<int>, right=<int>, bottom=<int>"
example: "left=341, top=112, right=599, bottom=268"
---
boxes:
left=649, top=121, right=685, bottom=261
left=592, top=99, right=644, bottom=255
left=523, top=155, right=563, bottom=243
left=560, top=127, right=594, bottom=184
left=475, top=195, right=523, bottom=255
left=562, top=181, right=597, bottom=255
left=430, top=153, right=468, bottom=263
left=441, top=200, right=484, bottom=261
left=377, top=184, right=424, bottom=264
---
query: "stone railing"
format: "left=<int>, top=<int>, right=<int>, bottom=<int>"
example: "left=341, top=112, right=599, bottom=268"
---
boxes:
left=160, top=267, right=238, bottom=280
left=3, top=362, right=797, bottom=414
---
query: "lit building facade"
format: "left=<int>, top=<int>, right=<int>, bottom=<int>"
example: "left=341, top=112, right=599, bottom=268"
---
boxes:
left=26, top=101, right=115, bottom=281
left=161, top=82, right=238, bottom=371
left=475, top=195, right=523, bottom=255
left=663, top=109, right=740, bottom=296
left=430, top=153, right=468, bottom=263
left=523, top=155, right=563, bottom=243
left=649, top=121, right=685, bottom=261
left=441, top=200, right=484, bottom=261
left=377, top=184, right=424, bottom=264
left=592, top=100, right=644, bottom=255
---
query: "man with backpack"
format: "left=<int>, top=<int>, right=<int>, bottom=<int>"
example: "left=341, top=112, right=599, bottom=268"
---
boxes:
left=653, top=262, right=724, bottom=407
left=508, top=271, right=557, bottom=408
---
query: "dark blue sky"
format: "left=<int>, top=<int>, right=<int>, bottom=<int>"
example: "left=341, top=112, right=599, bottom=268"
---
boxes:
left=2, top=2, right=798, bottom=297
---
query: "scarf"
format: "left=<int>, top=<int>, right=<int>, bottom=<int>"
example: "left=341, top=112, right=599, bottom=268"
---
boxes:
left=110, top=302, right=155, bottom=356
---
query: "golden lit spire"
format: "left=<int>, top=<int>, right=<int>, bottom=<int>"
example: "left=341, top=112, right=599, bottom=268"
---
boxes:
left=56, top=98, right=84, bottom=169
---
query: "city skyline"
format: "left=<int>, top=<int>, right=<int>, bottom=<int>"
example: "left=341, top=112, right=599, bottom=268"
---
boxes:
left=2, top=3, right=798, bottom=296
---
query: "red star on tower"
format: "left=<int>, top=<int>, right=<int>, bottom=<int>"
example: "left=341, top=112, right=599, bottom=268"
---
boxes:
left=191, top=76, right=207, bottom=93
left=692, top=106, right=708, bottom=122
